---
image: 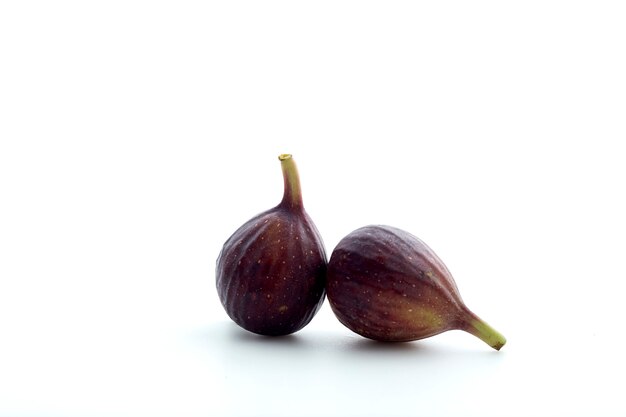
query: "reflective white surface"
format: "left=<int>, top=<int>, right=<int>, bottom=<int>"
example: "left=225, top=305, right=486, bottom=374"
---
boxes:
left=1, top=1, right=625, bottom=416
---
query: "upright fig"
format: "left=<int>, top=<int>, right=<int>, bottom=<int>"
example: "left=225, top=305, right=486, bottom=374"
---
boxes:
left=327, top=225, right=506, bottom=350
left=216, top=154, right=327, bottom=336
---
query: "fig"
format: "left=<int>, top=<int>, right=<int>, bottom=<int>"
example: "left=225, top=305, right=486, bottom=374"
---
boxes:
left=327, top=225, right=506, bottom=350
left=216, top=154, right=326, bottom=336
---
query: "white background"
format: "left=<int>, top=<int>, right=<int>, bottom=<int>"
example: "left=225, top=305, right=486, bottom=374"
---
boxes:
left=1, top=1, right=625, bottom=416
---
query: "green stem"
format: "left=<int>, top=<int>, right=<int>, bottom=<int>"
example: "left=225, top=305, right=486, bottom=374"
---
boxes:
left=462, top=310, right=507, bottom=351
left=278, top=154, right=303, bottom=210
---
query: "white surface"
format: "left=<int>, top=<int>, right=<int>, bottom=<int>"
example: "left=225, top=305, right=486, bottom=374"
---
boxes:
left=1, top=1, right=626, bottom=416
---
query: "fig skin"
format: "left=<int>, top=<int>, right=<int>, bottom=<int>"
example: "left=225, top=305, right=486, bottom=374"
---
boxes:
left=216, top=155, right=326, bottom=336
left=327, top=225, right=506, bottom=350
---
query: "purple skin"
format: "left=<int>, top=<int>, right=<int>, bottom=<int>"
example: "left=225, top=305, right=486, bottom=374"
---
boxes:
left=327, top=225, right=506, bottom=349
left=216, top=155, right=327, bottom=336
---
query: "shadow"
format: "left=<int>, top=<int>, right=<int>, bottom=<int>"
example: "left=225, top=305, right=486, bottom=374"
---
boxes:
left=188, top=320, right=506, bottom=361
left=227, top=323, right=304, bottom=347
left=334, top=331, right=508, bottom=362
left=188, top=320, right=313, bottom=354
left=346, top=337, right=430, bottom=354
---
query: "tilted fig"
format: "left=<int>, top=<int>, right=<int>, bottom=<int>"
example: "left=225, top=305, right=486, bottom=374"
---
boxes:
left=216, top=154, right=326, bottom=336
left=327, top=225, right=506, bottom=350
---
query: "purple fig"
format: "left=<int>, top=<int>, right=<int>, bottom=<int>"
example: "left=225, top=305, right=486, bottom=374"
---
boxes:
left=216, top=154, right=326, bottom=336
left=327, top=225, right=506, bottom=350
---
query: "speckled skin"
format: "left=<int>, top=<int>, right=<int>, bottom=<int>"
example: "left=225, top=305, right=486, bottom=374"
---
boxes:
left=327, top=225, right=472, bottom=342
left=216, top=204, right=327, bottom=336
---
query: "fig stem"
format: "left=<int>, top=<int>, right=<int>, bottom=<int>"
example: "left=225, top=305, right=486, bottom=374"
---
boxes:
left=278, top=154, right=303, bottom=209
left=462, top=311, right=507, bottom=351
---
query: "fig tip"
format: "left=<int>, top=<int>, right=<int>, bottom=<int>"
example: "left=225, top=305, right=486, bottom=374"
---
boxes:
left=493, top=339, right=506, bottom=351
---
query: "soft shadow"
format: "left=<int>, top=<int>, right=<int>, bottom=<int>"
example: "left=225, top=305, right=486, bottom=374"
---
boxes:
left=347, top=337, right=428, bottom=353
left=188, top=320, right=313, bottom=353
left=228, top=323, right=304, bottom=346
left=334, top=337, right=452, bottom=363
left=189, top=321, right=506, bottom=360
left=189, top=321, right=331, bottom=376
left=338, top=333, right=507, bottom=360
